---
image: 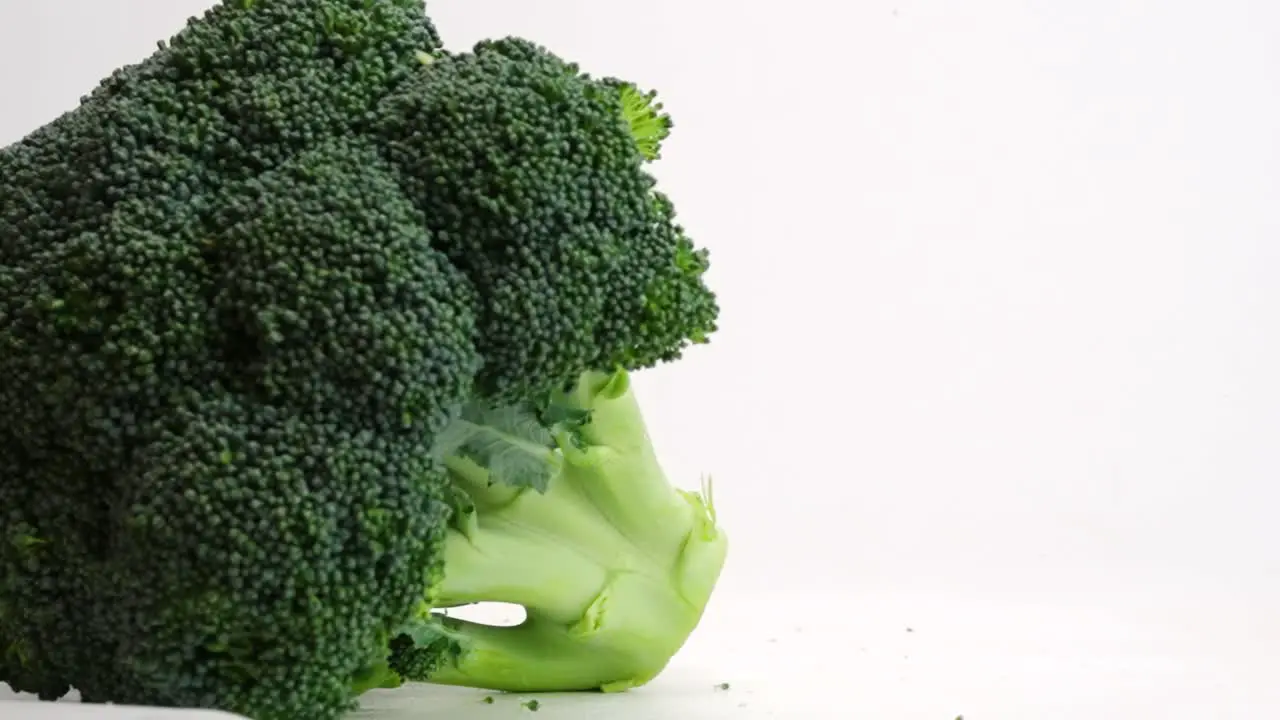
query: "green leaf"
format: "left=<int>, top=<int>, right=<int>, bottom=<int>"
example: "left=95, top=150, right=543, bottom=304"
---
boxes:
left=539, top=401, right=592, bottom=450
left=437, top=403, right=560, bottom=492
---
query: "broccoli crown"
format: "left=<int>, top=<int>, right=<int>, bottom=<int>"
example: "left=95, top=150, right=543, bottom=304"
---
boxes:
left=0, top=2, right=720, bottom=718
left=377, top=37, right=717, bottom=401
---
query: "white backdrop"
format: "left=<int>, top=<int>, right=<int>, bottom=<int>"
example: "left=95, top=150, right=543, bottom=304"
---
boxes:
left=2, top=1, right=1279, bottom=718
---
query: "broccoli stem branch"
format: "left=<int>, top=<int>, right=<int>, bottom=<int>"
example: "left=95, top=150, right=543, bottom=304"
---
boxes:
left=425, top=608, right=660, bottom=693
left=558, top=370, right=703, bottom=551
left=431, top=369, right=727, bottom=692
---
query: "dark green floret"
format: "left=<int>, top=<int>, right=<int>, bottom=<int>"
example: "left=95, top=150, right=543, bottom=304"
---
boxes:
left=376, top=37, right=716, bottom=401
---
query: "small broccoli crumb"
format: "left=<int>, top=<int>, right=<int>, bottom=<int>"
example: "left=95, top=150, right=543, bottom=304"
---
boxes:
left=715, top=682, right=731, bottom=690
left=482, top=695, right=495, bottom=704
left=521, top=698, right=541, bottom=711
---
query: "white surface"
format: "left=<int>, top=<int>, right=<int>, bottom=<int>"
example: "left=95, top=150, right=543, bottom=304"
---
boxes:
left=6, top=590, right=1279, bottom=718
left=3, top=0, right=1280, bottom=718
left=355, top=591, right=1280, bottom=720
left=0, top=698, right=246, bottom=720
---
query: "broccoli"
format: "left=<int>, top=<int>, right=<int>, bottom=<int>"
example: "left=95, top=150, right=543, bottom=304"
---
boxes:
left=0, top=2, right=726, bottom=719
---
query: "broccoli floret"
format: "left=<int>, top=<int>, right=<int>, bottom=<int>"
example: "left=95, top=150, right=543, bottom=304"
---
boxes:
left=1, top=557, right=72, bottom=701
left=1, top=138, right=479, bottom=719
left=204, top=138, right=481, bottom=422
left=0, top=1, right=726, bottom=717
left=98, top=140, right=477, bottom=715
left=0, top=0, right=448, bottom=473
left=376, top=37, right=716, bottom=401
left=109, top=393, right=456, bottom=717
left=0, top=2, right=473, bottom=716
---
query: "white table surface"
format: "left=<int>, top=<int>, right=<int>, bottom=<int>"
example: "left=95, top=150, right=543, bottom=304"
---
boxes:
left=4, top=588, right=1277, bottom=720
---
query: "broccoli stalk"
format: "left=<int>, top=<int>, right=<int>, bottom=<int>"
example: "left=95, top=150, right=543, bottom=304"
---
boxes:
left=395, top=369, right=727, bottom=692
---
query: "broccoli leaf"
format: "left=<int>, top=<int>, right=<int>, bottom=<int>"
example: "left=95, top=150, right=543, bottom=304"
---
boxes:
left=436, top=403, right=560, bottom=492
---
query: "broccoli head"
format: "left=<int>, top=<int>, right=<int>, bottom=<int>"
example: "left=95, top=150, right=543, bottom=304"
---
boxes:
left=0, top=2, right=726, bottom=719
